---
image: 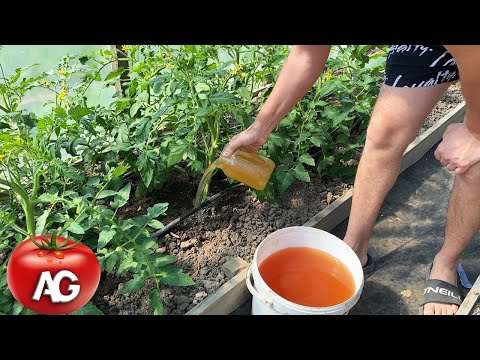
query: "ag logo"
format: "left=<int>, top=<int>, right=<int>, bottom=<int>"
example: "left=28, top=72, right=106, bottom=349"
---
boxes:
left=7, top=235, right=101, bottom=315
left=33, top=270, right=81, bottom=303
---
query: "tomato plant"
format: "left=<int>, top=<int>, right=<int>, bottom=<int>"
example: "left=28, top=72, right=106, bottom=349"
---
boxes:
left=7, top=234, right=100, bottom=315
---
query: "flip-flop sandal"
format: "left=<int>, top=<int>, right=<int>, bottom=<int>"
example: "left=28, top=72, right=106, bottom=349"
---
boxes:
left=363, top=253, right=375, bottom=279
left=419, top=262, right=463, bottom=315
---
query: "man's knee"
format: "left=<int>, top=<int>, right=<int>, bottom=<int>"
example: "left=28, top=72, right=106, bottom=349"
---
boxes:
left=364, top=120, right=410, bottom=155
left=457, top=161, right=480, bottom=187
left=363, top=85, right=446, bottom=155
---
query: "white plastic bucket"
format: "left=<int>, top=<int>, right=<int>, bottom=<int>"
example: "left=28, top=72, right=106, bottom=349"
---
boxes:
left=246, top=226, right=364, bottom=315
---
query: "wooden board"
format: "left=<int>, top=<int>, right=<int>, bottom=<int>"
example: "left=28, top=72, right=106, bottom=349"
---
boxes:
left=187, top=102, right=466, bottom=315
left=456, top=275, right=480, bottom=315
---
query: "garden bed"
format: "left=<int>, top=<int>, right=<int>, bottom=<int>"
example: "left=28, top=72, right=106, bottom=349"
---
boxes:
left=90, top=83, right=465, bottom=315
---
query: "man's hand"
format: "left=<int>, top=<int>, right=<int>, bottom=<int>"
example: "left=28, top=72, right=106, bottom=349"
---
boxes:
left=434, top=123, right=480, bottom=174
left=222, top=45, right=332, bottom=158
left=222, top=126, right=267, bottom=157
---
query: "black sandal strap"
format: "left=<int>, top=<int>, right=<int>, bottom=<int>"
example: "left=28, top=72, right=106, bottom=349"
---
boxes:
left=422, top=279, right=462, bottom=306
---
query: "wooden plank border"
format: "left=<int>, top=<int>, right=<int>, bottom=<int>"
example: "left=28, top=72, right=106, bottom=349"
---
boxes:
left=186, top=102, right=466, bottom=315
left=456, top=275, right=480, bottom=315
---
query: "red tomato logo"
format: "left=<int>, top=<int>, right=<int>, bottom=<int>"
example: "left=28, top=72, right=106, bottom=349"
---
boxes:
left=7, top=235, right=100, bottom=315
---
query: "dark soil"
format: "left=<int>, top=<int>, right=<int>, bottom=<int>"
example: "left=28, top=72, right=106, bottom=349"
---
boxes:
left=87, top=82, right=465, bottom=315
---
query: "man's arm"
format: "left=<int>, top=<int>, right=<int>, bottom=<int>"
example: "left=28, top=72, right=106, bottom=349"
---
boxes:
left=435, top=45, right=480, bottom=174
left=223, top=45, right=331, bottom=157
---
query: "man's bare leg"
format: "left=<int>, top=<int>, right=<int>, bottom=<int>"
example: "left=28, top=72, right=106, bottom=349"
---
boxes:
left=424, top=46, right=480, bottom=315
left=343, top=83, right=451, bottom=266
left=423, top=162, right=480, bottom=315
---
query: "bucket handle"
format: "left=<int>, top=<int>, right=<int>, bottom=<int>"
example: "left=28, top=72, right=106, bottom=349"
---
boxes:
left=245, top=264, right=274, bottom=309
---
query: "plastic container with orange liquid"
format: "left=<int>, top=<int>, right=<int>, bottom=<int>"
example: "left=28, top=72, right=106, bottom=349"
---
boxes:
left=194, top=150, right=275, bottom=207
left=217, top=150, right=275, bottom=190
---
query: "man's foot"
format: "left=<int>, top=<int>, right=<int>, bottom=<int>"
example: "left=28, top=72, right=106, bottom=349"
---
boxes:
left=343, top=239, right=369, bottom=266
left=423, top=255, right=461, bottom=315
left=342, top=238, right=374, bottom=277
left=362, top=253, right=375, bottom=278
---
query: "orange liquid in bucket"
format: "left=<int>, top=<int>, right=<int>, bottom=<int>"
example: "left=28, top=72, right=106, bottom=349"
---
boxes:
left=258, top=247, right=355, bottom=307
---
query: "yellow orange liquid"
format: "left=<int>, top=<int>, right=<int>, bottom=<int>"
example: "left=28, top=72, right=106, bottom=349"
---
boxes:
left=217, top=150, right=275, bottom=190
left=194, top=150, right=275, bottom=206
left=258, top=247, right=355, bottom=307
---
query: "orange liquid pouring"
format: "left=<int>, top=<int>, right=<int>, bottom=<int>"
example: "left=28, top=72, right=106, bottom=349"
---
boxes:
left=258, top=247, right=355, bottom=307
left=217, top=150, right=275, bottom=191
left=194, top=150, right=275, bottom=206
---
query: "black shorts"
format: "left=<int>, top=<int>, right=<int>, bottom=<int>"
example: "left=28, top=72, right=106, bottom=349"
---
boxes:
left=384, top=45, right=459, bottom=88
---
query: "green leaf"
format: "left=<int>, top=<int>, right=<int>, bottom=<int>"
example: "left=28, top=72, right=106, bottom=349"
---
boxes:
left=147, top=203, right=168, bottom=218
left=79, top=56, right=89, bottom=65
left=209, top=92, right=240, bottom=105
left=119, top=275, right=148, bottom=294
left=130, top=102, right=142, bottom=118
left=333, top=110, right=351, bottom=127
left=136, top=152, right=149, bottom=171
left=236, top=86, right=251, bottom=100
left=112, top=165, right=128, bottom=178
left=184, top=45, right=197, bottom=52
left=38, top=193, right=62, bottom=203
left=67, top=222, right=85, bottom=235
left=319, top=81, right=336, bottom=98
left=196, top=107, right=208, bottom=117
left=35, top=209, right=50, bottom=236
left=134, top=181, right=148, bottom=198
left=148, top=219, right=164, bottom=230
left=55, top=107, right=67, bottom=118
left=167, top=143, right=187, bottom=167
left=294, top=163, right=311, bottom=182
left=154, top=254, right=177, bottom=267
left=86, top=177, right=101, bottom=187
left=194, top=83, right=210, bottom=92
left=97, top=190, right=118, bottom=199
left=298, top=153, right=315, bottom=166
left=142, top=167, right=154, bottom=188
left=105, top=252, right=118, bottom=273
left=69, top=302, right=104, bottom=315
left=152, top=80, right=165, bottom=94
left=156, top=266, right=194, bottom=286
left=111, top=183, right=131, bottom=209
left=153, top=106, right=169, bottom=119
left=190, top=160, right=203, bottom=173
left=280, top=171, right=296, bottom=192
left=366, top=56, right=386, bottom=70
left=104, top=67, right=124, bottom=81
left=12, top=301, right=23, bottom=315
left=68, top=106, right=92, bottom=121
left=135, top=118, right=154, bottom=143
left=137, top=236, right=157, bottom=250
left=117, top=256, right=138, bottom=274
left=310, top=136, right=323, bottom=147
left=149, top=290, right=164, bottom=315
left=98, top=229, right=116, bottom=250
